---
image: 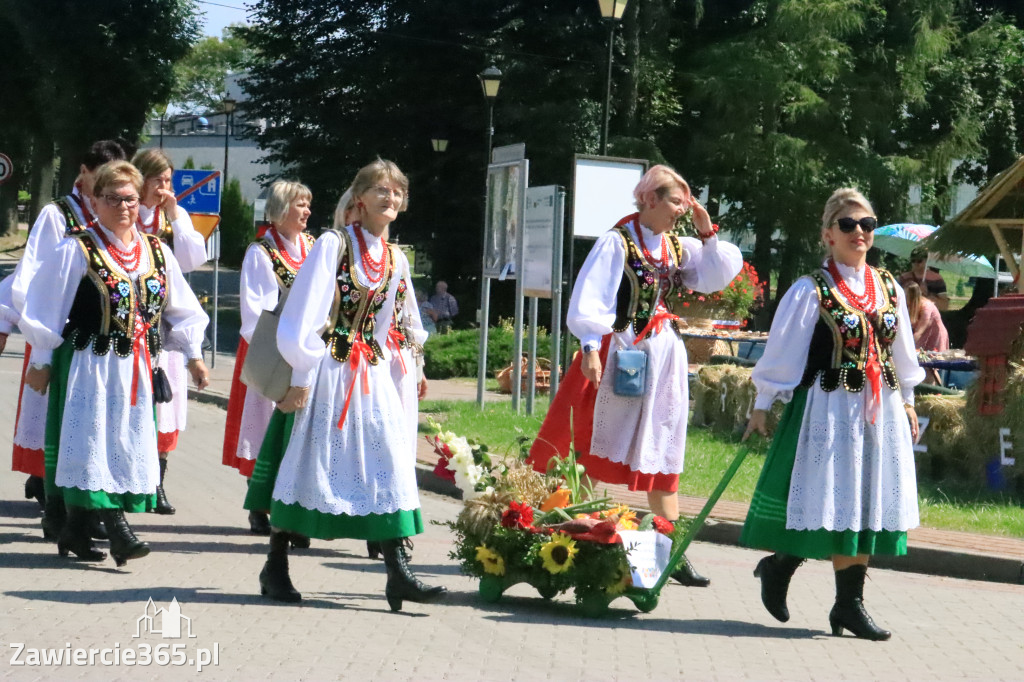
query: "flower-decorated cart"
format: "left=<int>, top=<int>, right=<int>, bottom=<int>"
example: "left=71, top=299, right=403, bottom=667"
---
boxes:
left=428, top=420, right=749, bottom=616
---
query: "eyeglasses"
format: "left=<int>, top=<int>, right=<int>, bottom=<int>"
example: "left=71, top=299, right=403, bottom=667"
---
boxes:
left=102, top=194, right=140, bottom=208
left=371, top=186, right=405, bottom=202
left=834, top=216, right=877, bottom=233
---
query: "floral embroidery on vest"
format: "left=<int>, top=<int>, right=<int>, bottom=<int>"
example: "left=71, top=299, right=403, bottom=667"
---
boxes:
left=323, top=229, right=394, bottom=364
left=610, top=221, right=686, bottom=340
left=799, top=268, right=900, bottom=393
left=54, top=197, right=88, bottom=235
left=67, top=232, right=168, bottom=357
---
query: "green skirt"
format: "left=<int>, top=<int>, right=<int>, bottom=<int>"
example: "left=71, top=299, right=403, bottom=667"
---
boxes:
left=740, top=389, right=908, bottom=559
left=44, top=340, right=156, bottom=512
left=244, top=409, right=423, bottom=541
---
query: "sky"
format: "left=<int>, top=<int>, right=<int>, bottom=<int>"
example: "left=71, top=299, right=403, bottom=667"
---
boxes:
left=195, top=0, right=249, bottom=37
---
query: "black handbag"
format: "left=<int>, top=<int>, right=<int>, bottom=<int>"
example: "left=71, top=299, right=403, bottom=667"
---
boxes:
left=152, top=366, right=174, bottom=404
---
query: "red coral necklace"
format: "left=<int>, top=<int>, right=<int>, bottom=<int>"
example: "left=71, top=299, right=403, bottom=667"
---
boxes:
left=632, top=221, right=669, bottom=272
left=272, top=228, right=307, bottom=269
left=353, top=222, right=387, bottom=284
left=96, top=227, right=142, bottom=272
left=137, top=205, right=161, bottom=234
left=827, top=258, right=876, bottom=312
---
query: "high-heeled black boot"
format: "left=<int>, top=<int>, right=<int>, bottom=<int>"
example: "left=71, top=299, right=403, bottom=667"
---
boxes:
left=753, top=553, right=805, bottom=622
left=41, top=494, right=66, bottom=542
left=88, top=511, right=108, bottom=540
left=367, top=540, right=382, bottom=560
left=259, top=530, right=301, bottom=602
left=24, top=475, right=46, bottom=508
left=153, top=458, right=175, bottom=515
left=57, top=506, right=106, bottom=562
left=249, top=510, right=271, bottom=535
left=382, top=538, right=446, bottom=612
left=829, top=564, right=891, bottom=641
left=671, top=554, right=711, bottom=587
left=289, top=533, right=310, bottom=550
left=100, top=509, right=150, bottom=567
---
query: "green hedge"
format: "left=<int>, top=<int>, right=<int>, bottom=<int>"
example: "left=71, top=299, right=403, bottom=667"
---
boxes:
left=424, top=326, right=551, bottom=380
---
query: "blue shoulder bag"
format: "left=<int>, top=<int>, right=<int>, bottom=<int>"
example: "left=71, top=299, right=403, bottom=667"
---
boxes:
left=613, top=348, right=648, bottom=397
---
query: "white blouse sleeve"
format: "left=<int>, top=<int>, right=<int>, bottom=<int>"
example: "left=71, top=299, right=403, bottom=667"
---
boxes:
left=169, top=211, right=209, bottom=274
left=21, top=238, right=88, bottom=366
left=891, top=282, right=926, bottom=405
left=751, top=276, right=820, bottom=410
left=0, top=273, right=16, bottom=333
left=398, top=253, right=428, bottom=347
left=12, top=204, right=68, bottom=313
left=567, top=230, right=626, bottom=348
left=161, top=249, right=210, bottom=359
left=677, top=235, right=744, bottom=293
left=239, top=244, right=279, bottom=343
left=278, top=231, right=342, bottom=388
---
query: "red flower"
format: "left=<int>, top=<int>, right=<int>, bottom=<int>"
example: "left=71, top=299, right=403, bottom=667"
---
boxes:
left=432, top=457, right=455, bottom=483
left=652, top=516, right=674, bottom=534
left=500, top=501, right=535, bottom=529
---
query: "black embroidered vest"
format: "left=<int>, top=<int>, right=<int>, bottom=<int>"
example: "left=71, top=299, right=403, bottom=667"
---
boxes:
left=390, top=268, right=416, bottom=350
left=257, top=232, right=316, bottom=291
left=799, top=268, right=901, bottom=393
left=64, top=232, right=169, bottom=357
left=54, top=196, right=89, bottom=235
left=610, top=219, right=687, bottom=340
left=322, top=228, right=395, bottom=364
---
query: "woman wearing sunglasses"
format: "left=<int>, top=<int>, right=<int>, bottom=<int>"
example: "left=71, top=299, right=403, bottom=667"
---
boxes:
left=741, top=188, right=924, bottom=641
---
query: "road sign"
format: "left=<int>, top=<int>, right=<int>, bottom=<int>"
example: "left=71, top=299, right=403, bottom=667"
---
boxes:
left=0, top=153, right=12, bottom=185
left=173, top=169, right=222, bottom=215
left=191, top=214, right=221, bottom=241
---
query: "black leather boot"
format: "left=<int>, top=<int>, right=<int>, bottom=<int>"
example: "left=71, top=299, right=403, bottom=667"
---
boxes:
left=289, top=533, right=310, bottom=550
left=57, top=506, right=106, bottom=562
left=153, top=458, right=176, bottom=515
left=382, top=538, right=446, bottom=612
left=24, top=475, right=46, bottom=508
left=829, top=564, right=891, bottom=641
left=753, top=553, right=805, bottom=622
left=249, top=510, right=271, bottom=535
left=87, top=511, right=108, bottom=540
left=259, top=530, right=301, bottom=602
left=671, top=554, right=711, bottom=587
left=101, top=509, right=150, bottom=567
left=41, top=493, right=66, bottom=542
left=366, top=540, right=382, bottom=560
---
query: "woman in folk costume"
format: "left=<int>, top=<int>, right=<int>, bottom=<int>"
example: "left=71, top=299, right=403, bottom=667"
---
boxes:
left=741, top=188, right=923, bottom=641
left=222, top=180, right=315, bottom=536
left=527, top=164, right=743, bottom=587
left=245, top=159, right=446, bottom=611
left=131, top=149, right=210, bottom=515
left=7, top=140, right=126, bottom=536
left=21, top=161, right=210, bottom=567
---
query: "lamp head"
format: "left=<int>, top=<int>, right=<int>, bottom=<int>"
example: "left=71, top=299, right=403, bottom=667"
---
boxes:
left=478, top=65, right=502, bottom=101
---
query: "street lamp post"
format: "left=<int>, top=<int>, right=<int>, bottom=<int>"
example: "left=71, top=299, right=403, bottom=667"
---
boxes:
left=158, top=103, right=169, bottom=149
left=476, top=65, right=502, bottom=407
left=597, top=0, right=629, bottom=155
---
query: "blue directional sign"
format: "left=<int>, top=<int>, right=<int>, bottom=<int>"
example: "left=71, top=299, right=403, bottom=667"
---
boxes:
left=172, top=169, right=222, bottom=214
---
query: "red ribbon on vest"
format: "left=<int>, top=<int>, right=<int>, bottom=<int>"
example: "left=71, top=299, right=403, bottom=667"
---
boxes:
left=130, top=319, right=153, bottom=408
left=337, top=339, right=373, bottom=429
left=633, top=308, right=679, bottom=345
left=387, top=327, right=407, bottom=375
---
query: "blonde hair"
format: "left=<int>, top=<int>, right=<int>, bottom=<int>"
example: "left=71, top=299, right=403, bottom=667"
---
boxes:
left=905, top=281, right=922, bottom=322
left=349, top=158, right=409, bottom=212
left=265, top=180, right=313, bottom=225
left=821, top=187, right=874, bottom=232
left=633, top=164, right=691, bottom=209
left=131, top=148, right=173, bottom=180
left=92, top=160, right=143, bottom=197
left=333, top=186, right=355, bottom=229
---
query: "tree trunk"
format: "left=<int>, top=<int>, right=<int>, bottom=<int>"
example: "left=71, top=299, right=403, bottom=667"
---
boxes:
left=28, top=132, right=55, bottom=228
left=619, top=0, right=642, bottom=137
left=58, top=145, right=79, bottom=196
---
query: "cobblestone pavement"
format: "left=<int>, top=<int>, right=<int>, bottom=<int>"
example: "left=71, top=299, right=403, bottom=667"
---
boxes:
left=2, top=347, right=1024, bottom=681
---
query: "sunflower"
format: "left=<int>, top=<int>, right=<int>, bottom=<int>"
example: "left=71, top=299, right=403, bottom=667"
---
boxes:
left=604, top=562, right=632, bottom=595
left=539, top=533, right=579, bottom=574
left=617, top=510, right=638, bottom=530
left=475, top=545, right=506, bottom=576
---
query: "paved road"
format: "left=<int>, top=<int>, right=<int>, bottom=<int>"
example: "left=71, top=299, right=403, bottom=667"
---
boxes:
left=2, top=352, right=1024, bottom=680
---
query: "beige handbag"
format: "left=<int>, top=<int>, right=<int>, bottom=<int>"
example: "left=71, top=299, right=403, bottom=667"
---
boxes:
left=240, top=287, right=294, bottom=403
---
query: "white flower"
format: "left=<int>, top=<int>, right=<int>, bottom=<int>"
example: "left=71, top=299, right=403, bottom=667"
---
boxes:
left=453, top=463, right=484, bottom=497
left=449, top=436, right=472, bottom=458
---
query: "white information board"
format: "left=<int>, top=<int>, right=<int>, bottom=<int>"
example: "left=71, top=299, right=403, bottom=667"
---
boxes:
left=483, top=160, right=527, bottom=279
left=522, top=186, right=558, bottom=298
left=571, top=156, right=647, bottom=238
left=618, top=530, right=673, bottom=589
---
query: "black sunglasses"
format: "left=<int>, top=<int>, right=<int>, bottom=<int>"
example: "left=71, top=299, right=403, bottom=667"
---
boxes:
left=835, top=216, right=878, bottom=233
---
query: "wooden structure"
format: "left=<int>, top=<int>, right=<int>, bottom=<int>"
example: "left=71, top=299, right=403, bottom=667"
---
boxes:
left=931, top=156, right=1024, bottom=290
left=963, top=295, right=1024, bottom=414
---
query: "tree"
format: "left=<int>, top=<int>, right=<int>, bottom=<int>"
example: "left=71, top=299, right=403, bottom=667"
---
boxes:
left=220, top=178, right=254, bottom=268
left=170, top=25, right=254, bottom=114
left=2, top=0, right=201, bottom=191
